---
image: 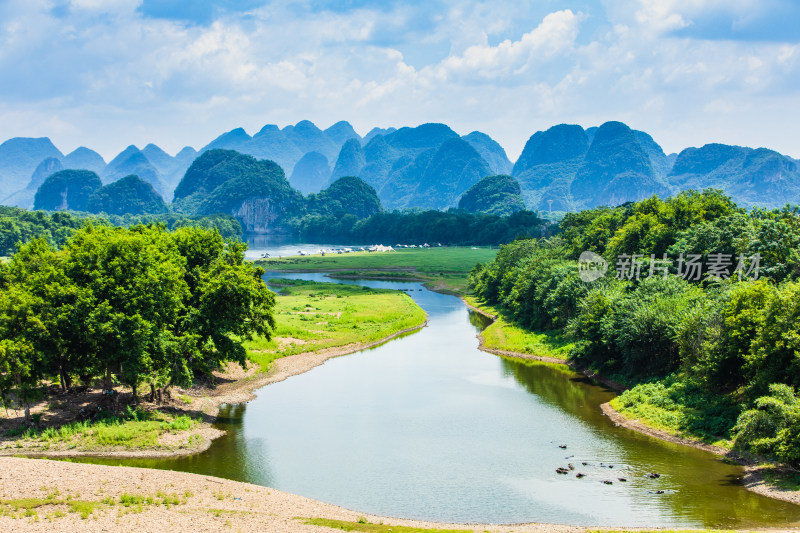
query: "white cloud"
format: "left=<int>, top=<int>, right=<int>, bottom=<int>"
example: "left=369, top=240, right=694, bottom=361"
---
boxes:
left=431, top=10, right=581, bottom=81
left=0, top=0, right=798, bottom=162
left=627, top=0, right=763, bottom=33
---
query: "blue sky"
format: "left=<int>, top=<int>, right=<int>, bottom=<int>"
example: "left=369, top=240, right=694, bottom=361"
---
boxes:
left=1, top=0, right=798, bottom=160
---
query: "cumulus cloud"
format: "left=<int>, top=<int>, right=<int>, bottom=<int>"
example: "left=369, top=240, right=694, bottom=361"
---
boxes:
left=0, top=0, right=798, bottom=161
left=431, top=10, right=581, bottom=81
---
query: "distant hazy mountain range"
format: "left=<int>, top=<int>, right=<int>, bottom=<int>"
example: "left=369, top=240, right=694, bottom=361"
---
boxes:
left=2, top=120, right=798, bottom=215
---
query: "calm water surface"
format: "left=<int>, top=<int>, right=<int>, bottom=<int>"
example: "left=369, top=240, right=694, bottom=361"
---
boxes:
left=79, top=273, right=800, bottom=528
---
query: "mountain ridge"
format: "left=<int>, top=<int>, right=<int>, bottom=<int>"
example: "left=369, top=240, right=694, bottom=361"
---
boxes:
left=3, top=120, right=800, bottom=216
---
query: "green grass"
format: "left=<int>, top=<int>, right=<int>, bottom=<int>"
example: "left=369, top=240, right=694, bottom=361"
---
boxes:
left=0, top=497, right=104, bottom=520
left=257, top=247, right=497, bottom=294
left=0, top=488, right=189, bottom=521
left=67, top=500, right=104, bottom=519
left=245, top=279, right=427, bottom=371
left=301, top=517, right=473, bottom=533
left=8, top=409, right=200, bottom=450
left=610, top=376, right=739, bottom=447
left=258, top=247, right=497, bottom=274
left=464, top=296, right=575, bottom=360
left=117, top=491, right=185, bottom=507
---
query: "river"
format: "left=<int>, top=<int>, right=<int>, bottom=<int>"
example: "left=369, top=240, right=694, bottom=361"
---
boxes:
left=78, top=273, right=800, bottom=528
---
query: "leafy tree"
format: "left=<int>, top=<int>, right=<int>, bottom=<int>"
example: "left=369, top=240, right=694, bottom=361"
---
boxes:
left=64, top=225, right=189, bottom=397
left=0, top=283, right=46, bottom=422
left=733, top=384, right=800, bottom=464
left=748, top=281, right=800, bottom=393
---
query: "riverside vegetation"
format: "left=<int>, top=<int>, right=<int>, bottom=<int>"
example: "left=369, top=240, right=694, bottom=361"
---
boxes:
left=0, top=205, right=243, bottom=256
left=258, top=246, right=498, bottom=293
left=244, top=279, right=426, bottom=371
left=468, top=189, right=800, bottom=471
left=0, top=223, right=274, bottom=452
left=0, top=223, right=427, bottom=454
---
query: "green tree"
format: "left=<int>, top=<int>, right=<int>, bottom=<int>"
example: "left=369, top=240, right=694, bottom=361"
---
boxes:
left=0, top=287, right=45, bottom=422
left=64, top=225, right=189, bottom=398
left=733, top=384, right=800, bottom=464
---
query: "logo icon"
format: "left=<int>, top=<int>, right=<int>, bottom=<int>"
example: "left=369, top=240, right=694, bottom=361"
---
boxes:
left=578, top=251, right=608, bottom=282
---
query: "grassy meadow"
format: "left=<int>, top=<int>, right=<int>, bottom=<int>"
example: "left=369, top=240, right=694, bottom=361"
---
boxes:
left=256, top=247, right=498, bottom=293
left=244, top=279, right=427, bottom=371
left=257, top=248, right=576, bottom=363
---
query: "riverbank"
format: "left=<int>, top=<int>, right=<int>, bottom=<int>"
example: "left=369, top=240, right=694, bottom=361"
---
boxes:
left=463, top=296, right=628, bottom=392
left=0, top=280, right=427, bottom=459
left=192, top=320, right=428, bottom=412
left=461, top=295, right=800, bottom=508
left=0, top=456, right=590, bottom=533
left=601, top=400, right=800, bottom=506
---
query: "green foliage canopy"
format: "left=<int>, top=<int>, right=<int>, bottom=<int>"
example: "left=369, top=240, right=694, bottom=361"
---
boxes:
left=468, top=188, right=800, bottom=465
left=0, top=224, right=275, bottom=416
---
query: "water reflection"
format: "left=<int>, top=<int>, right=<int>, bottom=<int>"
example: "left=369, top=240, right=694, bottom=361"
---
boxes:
left=70, top=275, right=800, bottom=528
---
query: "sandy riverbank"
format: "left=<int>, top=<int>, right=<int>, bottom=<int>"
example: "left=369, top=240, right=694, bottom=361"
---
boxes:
left=0, top=456, right=587, bottom=533
left=195, top=321, right=428, bottom=411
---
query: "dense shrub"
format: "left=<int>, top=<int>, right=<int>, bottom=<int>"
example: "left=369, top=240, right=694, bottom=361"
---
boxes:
left=469, top=189, right=800, bottom=462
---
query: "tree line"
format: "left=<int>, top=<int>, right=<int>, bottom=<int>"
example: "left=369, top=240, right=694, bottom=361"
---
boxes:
left=291, top=209, right=553, bottom=245
left=0, top=206, right=243, bottom=256
left=0, top=224, right=274, bottom=421
left=469, top=189, right=800, bottom=465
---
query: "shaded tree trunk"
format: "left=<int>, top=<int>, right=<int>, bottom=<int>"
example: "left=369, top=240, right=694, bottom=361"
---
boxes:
left=58, top=359, right=69, bottom=392
left=14, top=374, right=31, bottom=424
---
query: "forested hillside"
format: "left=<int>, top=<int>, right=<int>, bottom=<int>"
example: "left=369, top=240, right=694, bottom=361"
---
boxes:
left=87, top=175, right=168, bottom=216
left=458, top=175, right=525, bottom=216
